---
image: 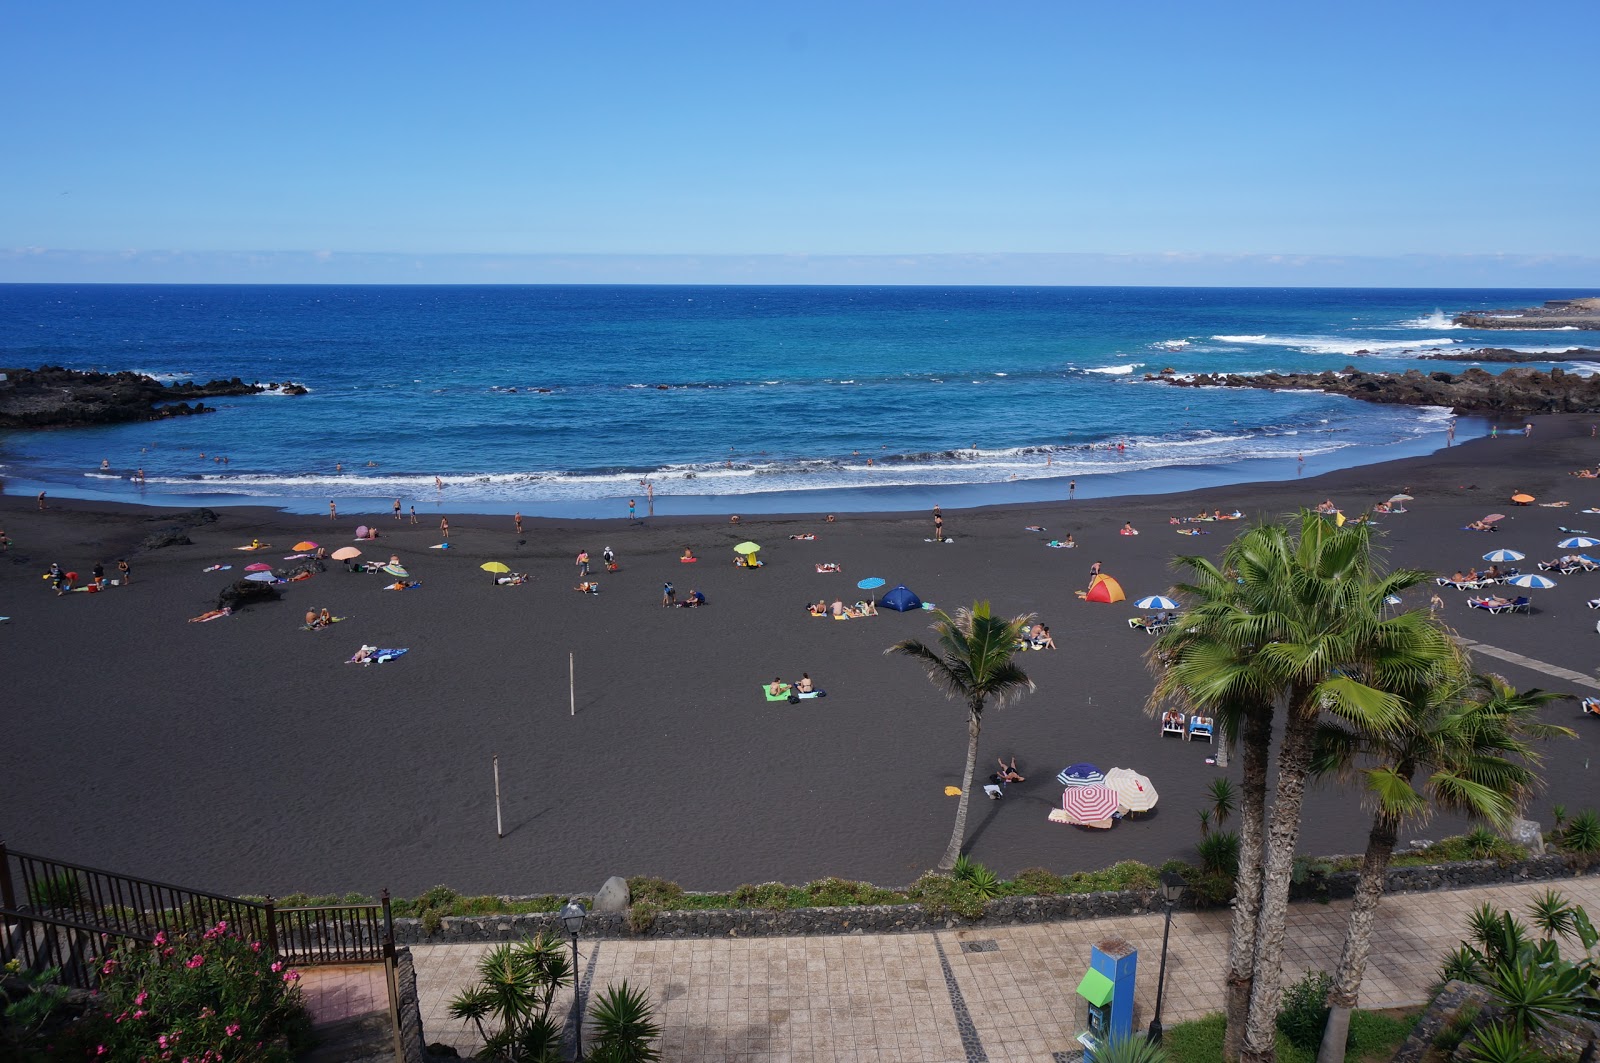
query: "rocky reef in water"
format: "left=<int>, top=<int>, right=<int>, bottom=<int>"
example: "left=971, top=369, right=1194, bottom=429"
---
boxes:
left=1453, top=297, right=1600, bottom=330
left=1149, top=365, right=1600, bottom=414
left=0, top=365, right=305, bottom=429
left=1421, top=347, right=1600, bottom=363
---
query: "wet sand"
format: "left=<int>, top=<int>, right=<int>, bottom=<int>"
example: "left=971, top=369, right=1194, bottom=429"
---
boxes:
left=3, top=416, right=1598, bottom=898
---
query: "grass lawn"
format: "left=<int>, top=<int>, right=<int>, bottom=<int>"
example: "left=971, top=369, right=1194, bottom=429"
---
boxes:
left=1166, top=1008, right=1418, bottom=1063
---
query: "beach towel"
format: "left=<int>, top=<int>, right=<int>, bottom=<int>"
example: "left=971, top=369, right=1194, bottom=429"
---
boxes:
left=383, top=581, right=423, bottom=590
left=1045, top=541, right=1074, bottom=548
left=1047, top=808, right=1072, bottom=824
left=1176, top=529, right=1209, bottom=536
left=924, top=538, right=954, bottom=543
left=943, top=786, right=962, bottom=796
left=679, top=556, right=698, bottom=563
left=283, top=553, right=312, bottom=560
left=789, top=534, right=816, bottom=540
left=429, top=542, right=451, bottom=549
left=234, top=544, right=271, bottom=551
left=187, top=609, right=232, bottom=623
left=1024, top=525, right=1046, bottom=532
left=347, top=647, right=407, bottom=664
left=202, top=564, right=233, bottom=572
left=1541, top=502, right=1571, bottom=507
left=761, top=685, right=792, bottom=701
left=984, top=784, right=1004, bottom=799
left=815, top=564, right=842, bottom=573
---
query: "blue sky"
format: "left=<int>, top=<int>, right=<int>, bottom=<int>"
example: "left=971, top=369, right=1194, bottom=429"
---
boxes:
left=4, top=1, right=1596, bottom=285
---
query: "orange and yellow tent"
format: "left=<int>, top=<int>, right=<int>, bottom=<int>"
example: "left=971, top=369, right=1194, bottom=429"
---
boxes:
left=1085, top=574, right=1126, bottom=604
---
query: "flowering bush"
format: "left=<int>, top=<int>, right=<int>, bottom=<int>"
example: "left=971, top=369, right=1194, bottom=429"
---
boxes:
left=74, top=922, right=312, bottom=1062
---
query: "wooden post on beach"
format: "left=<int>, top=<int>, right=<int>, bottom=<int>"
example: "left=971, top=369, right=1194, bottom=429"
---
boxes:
left=493, top=755, right=503, bottom=839
left=569, top=652, right=575, bottom=717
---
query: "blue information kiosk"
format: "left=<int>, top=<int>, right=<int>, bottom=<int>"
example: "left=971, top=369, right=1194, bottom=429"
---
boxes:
left=1075, top=936, right=1138, bottom=1061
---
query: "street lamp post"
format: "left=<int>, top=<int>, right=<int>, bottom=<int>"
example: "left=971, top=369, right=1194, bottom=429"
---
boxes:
left=561, top=901, right=588, bottom=1060
left=1147, top=871, right=1187, bottom=1045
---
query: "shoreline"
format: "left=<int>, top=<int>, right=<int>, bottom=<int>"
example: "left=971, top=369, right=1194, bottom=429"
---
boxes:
left=4, top=414, right=1598, bottom=897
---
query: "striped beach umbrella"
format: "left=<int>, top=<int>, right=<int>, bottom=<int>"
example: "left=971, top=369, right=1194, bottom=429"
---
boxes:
left=1135, top=595, right=1179, bottom=611
left=1558, top=537, right=1600, bottom=549
left=1509, top=574, right=1556, bottom=589
left=1056, top=763, right=1105, bottom=787
left=1061, top=785, right=1121, bottom=823
left=1384, top=594, right=1403, bottom=606
left=1483, top=549, right=1525, bottom=563
left=1103, top=768, right=1159, bottom=813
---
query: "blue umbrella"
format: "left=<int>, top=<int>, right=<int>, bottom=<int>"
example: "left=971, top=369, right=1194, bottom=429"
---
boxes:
left=244, top=571, right=278, bottom=583
left=1483, top=549, right=1525, bottom=563
left=1057, top=763, right=1105, bottom=787
left=856, top=577, right=887, bottom=590
left=1135, top=595, right=1179, bottom=610
left=1558, top=537, right=1600, bottom=549
left=1509, top=574, right=1556, bottom=589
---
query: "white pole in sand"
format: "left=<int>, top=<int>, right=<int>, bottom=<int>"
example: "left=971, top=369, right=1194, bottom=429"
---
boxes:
left=569, top=652, right=576, bottom=717
left=493, top=754, right=503, bottom=839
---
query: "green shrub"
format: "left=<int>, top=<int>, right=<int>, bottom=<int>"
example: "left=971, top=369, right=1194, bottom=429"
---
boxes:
left=586, top=980, right=663, bottom=1063
left=1011, top=867, right=1066, bottom=896
left=1184, top=869, right=1237, bottom=907
left=1560, top=809, right=1600, bottom=854
left=25, top=870, right=83, bottom=910
left=421, top=908, right=443, bottom=937
left=1276, top=969, right=1333, bottom=1050
left=1432, top=1001, right=1482, bottom=1055
left=951, top=856, right=1001, bottom=899
left=419, top=884, right=459, bottom=910
left=78, top=922, right=313, bottom=1063
left=730, top=883, right=793, bottom=910
left=626, top=899, right=662, bottom=934
left=907, top=872, right=987, bottom=919
left=801, top=877, right=903, bottom=907
left=1197, top=831, right=1240, bottom=877
left=626, top=877, right=685, bottom=908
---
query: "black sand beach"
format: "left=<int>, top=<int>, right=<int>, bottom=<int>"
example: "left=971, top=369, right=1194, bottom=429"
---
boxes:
left=4, top=418, right=1599, bottom=898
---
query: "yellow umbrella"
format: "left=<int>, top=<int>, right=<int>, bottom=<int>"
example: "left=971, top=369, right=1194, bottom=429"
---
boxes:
left=293, top=541, right=318, bottom=552
left=481, top=562, right=510, bottom=573
left=733, top=541, right=761, bottom=554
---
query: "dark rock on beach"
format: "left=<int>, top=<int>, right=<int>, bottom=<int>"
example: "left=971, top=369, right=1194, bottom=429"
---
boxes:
left=1153, top=364, right=1600, bottom=414
left=145, top=508, right=221, bottom=527
left=216, top=578, right=281, bottom=612
left=1422, top=347, right=1600, bottom=364
left=0, top=365, right=301, bottom=429
left=140, top=527, right=193, bottom=550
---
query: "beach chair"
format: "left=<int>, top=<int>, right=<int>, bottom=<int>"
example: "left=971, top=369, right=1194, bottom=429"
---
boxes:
left=1161, top=714, right=1186, bottom=738
left=1587, top=598, right=1600, bottom=610
left=1582, top=698, right=1600, bottom=717
left=1437, top=577, right=1481, bottom=591
left=1509, top=597, right=1532, bottom=614
left=1187, top=716, right=1214, bottom=742
left=1576, top=555, right=1600, bottom=571
left=1467, top=597, right=1507, bottom=614
left=1127, top=617, right=1146, bottom=630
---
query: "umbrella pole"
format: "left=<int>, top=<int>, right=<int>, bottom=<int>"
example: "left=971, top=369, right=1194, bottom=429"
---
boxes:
left=493, top=754, right=503, bottom=839
left=570, top=652, right=576, bottom=717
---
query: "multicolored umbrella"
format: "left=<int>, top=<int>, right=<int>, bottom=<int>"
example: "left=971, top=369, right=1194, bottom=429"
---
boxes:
left=1558, top=537, right=1600, bottom=549
left=1061, top=785, right=1121, bottom=823
left=244, top=562, right=274, bottom=572
left=1384, top=594, right=1403, bottom=606
left=1509, top=574, right=1556, bottom=589
left=1483, top=549, right=1525, bottom=563
left=1135, top=595, right=1179, bottom=610
left=1056, top=763, right=1105, bottom=787
left=383, top=564, right=409, bottom=577
left=331, top=547, right=362, bottom=561
left=1102, top=768, right=1158, bottom=813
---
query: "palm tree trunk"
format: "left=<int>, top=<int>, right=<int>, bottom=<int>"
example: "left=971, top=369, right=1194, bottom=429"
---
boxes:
left=938, top=706, right=983, bottom=870
left=1315, top=809, right=1400, bottom=1063
left=1224, top=703, right=1272, bottom=1063
left=1241, top=706, right=1318, bottom=1063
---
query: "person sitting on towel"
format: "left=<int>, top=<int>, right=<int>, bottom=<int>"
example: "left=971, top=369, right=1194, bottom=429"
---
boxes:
left=682, top=547, right=696, bottom=561
left=857, top=599, right=877, bottom=616
left=318, top=608, right=333, bottom=627
left=808, top=599, right=827, bottom=616
left=768, top=677, right=789, bottom=697
left=797, top=673, right=814, bottom=694
left=830, top=598, right=845, bottom=618
left=680, top=588, right=705, bottom=607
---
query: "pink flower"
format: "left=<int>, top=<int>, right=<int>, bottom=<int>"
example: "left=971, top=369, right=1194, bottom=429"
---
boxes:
left=185, top=954, right=205, bottom=969
left=135, top=991, right=148, bottom=1006
left=96, top=1046, right=107, bottom=1056
left=225, top=1024, right=240, bottom=1038
left=270, top=961, right=283, bottom=973
left=250, top=941, right=261, bottom=952
left=158, top=1035, right=169, bottom=1049
left=153, top=932, right=167, bottom=946
left=133, top=1010, right=146, bottom=1020
left=101, top=959, right=117, bottom=975
left=283, top=969, right=300, bottom=983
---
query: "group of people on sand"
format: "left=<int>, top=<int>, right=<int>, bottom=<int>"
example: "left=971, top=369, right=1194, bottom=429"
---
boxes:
left=46, top=559, right=128, bottom=595
left=767, top=673, right=820, bottom=700
left=304, top=607, right=335, bottom=630
left=1021, top=622, right=1056, bottom=650
left=808, top=597, right=877, bottom=618
left=1170, top=509, right=1243, bottom=524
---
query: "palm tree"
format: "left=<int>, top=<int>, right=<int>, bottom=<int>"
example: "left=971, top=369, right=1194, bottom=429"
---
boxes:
left=1148, top=554, right=1278, bottom=1062
left=1313, top=671, right=1573, bottom=1063
left=887, top=602, right=1035, bottom=871
left=1155, top=513, right=1451, bottom=1063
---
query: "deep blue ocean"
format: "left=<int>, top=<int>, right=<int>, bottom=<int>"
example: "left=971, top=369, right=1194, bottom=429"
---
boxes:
left=2, top=285, right=1597, bottom=516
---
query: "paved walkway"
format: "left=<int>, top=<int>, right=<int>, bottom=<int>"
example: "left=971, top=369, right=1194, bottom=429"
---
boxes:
left=408, top=876, right=1600, bottom=1063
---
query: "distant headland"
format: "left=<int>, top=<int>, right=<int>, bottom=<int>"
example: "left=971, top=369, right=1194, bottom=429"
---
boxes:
left=1453, top=297, right=1600, bottom=330
left=0, top=366, right=304, bottom=429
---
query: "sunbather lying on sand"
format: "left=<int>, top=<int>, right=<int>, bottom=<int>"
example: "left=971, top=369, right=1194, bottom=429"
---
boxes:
left=789, top=533, right=816, bottom=540
left=188, top=607, right=232, bottom=623
left=385, top=580, right=422, bottom=590
left=816, top=562, right=841, bottom=573
left=495, top=572, right=529, bottom=585
left=574, top=581, right=599, bottom=594
left=1466, top=520, right=1498, bottom=532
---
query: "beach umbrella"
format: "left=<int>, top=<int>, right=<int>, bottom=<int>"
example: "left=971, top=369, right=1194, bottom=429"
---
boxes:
left=1056, top=763, right=1105, bottom=787
left=1559, top=537, right=1600, bottom=549
left=481, top=562, right=510, bottom=573
left=293, top=541, right=318, bottom=552
left=1135, top=595, right=1179, bottom=610
left=383, top=564, right=409, bottom=577
left=355, top=525, right=370, bottom=538
left=1103, top=767, right=1159, bottom=813
left=1384, top=594, right=1403, bottom=606
left=1511, top=494, right=1535, bottom=505
left=856, top=577, right=887, bottom=590
left=1061, top=785, right=1121, bottom=823
left=244, top=562, right=274, bottom=572
left=1484, top=514, right=1507, bottom=523
left=244, top=572, right=277, bottom=583
left=1483, top=549, right=1525, bottom=563
left=1509, top=574, right=1556, bottom=589
left=733, top=541, right=761, bottom=555
left=1389, top=494, right=1414, bottom=502
left=331, top=547, right=362, bottom=561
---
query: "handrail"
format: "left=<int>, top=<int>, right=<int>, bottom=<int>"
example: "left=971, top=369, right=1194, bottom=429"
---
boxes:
left=4, top=847, right=268, bottom=909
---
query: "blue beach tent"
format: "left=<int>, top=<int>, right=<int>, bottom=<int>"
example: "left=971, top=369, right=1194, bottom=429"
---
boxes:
left=879, top=584, right=923, bottom=612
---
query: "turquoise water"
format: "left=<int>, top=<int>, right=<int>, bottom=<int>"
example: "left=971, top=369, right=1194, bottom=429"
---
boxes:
left=1, top=284, right=1594, bottom=515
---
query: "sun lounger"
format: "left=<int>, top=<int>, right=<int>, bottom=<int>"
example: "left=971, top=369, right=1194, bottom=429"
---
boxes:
left=1467, top=597, right=1511, bottom=614
left=1161, top=715, right=1186, bottom=737
left=1436, top=577, right=1483, bottom=590
left=1187, top=716, right=1213, bottom=742
left=1509, top=597, right=1532, bottom=614
left=1583, top=699, right=1600, bottom=717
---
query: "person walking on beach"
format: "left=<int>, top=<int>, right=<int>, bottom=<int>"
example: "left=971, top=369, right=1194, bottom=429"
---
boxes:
left=577, top=550, right=590, bottom=576
left=37, top=491, right=46, bottom=510
left=393, top=498, right=402, bottom=521
left=409, top=505, right=417, bottom=524
left=92, top=562, right=105, bottom=590
left=440, top=517, right=450, bottom=540
left=514, top=511, right=523, bottom=536
left=117, top=558, right=131, bottom=585
left=629, top=498, right=636, bottom=520
left=1089, top=560, right=1102, bottom=582
left=329, top=500, right=337, bottom=520
left=662, top=580, right=675, bottom=607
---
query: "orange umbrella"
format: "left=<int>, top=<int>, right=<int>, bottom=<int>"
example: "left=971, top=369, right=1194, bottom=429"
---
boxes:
left=1511, top=494, right=1535, bottom=505
left=293, top=540, right=319, bottom=551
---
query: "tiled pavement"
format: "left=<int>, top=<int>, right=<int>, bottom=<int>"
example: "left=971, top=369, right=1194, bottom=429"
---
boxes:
left=404, top=876, right=1600, bottom=1062
left=298, top=962, right=391, bottom=1024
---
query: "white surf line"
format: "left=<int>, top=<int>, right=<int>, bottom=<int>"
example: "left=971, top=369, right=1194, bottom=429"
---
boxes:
left=1453, top=636, right=1600, bottom=692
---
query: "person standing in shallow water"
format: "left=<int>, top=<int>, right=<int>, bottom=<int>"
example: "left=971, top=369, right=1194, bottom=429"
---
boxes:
left=1069, top=479, right=1076, bottom=499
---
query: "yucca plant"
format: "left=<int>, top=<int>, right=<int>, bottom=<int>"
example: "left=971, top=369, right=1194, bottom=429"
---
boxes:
left=1562, top=809, right=1600, bottom=853
left=1462, top=1021, right=1542, bottom=1063
left=1086, top=1032, right=1169, bottom=1063
left=1525, top=890, right=1576, bottom=941
left=447, top=933, right=573, bottom=1061
left=1206, top=778, right=1236, bottom=829
left=951, top=855, right=1001, bottom=899
left=585, top=980, right=662, bottom=1063
left=1196, top=831, right=1240, bottom=877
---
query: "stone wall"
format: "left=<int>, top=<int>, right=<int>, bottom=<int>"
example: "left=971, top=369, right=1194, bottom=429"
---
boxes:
left=395, top=948, right=428, bottom=1063
left=392, top=856, right=1598, bottom=945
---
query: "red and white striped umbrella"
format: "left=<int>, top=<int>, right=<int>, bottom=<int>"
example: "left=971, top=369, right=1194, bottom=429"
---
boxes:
left=1061, top=785, right=1121, bottom=823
